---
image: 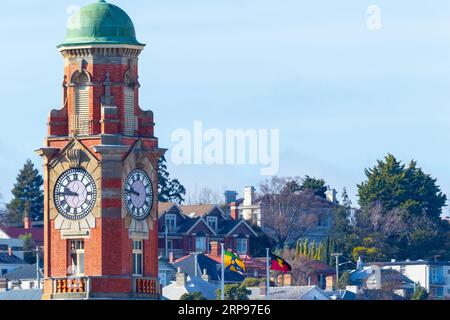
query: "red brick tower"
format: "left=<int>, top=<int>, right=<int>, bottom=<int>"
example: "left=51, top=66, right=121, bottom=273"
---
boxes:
left=36, top=1, right=164, bottom=300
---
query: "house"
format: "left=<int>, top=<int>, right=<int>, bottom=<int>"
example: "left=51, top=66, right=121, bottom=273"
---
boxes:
left=173, top=252, right=244, bottom=286
left=226, top=186, right=339, bottom=244
left=0, top=217, right=44, bottom=248
left=0, top=252, right=27, bottom=275
left=2, top=264, right=43, bottom=290
left=158, top=257, right=177, bottom=288
left=349, top=259, right=417, bottom=298
left=162, top=269, right=218, bottom=300
left=158, top=203, right=257, bottom=259
left=372, top=259, right=450, bottom=299
left=248, top=285, right=331, bottom=300
left=0, top=238, right=24, bottom=260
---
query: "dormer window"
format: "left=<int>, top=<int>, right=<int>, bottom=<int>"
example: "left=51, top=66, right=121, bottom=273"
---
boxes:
left=206, top=216, right=218, bottom=231
left=165, top=214, right=177, bottom=233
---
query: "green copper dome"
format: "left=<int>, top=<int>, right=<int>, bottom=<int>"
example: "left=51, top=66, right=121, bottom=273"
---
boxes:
left=59, top=0, right=144, bottom=48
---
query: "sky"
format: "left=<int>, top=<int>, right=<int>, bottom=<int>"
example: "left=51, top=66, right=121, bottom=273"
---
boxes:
left=0, top=0, right=450, bottom=212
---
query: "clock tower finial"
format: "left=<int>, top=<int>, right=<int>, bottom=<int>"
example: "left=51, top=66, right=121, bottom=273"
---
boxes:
left=37, top=1, right=165, bottom=300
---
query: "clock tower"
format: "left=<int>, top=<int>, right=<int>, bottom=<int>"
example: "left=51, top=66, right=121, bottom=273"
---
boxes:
left=37, top=0, right=164, bottom=300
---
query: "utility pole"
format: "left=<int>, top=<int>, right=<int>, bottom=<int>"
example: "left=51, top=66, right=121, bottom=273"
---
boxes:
left=165, top=224, right=168, bottom=258
left=36, top=246, right=40, bottom=290
left=332, top=253, right=342, bottom=290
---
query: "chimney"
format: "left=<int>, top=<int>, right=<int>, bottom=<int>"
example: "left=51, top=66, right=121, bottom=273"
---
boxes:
left=201, top=269, right=209, bottom=282
left=23, top=202, right=32, bottom=230
left=8, top=247, right=12, bottom=256
left=325, top=186, right=337, bottom=204
left=169, top=252, right=174, bottom=264
left=259, top=283, right=267, bottom=296
left=0, top=278, right=7, bottom=292
left=176, top=267, right=187, bottom=287
left=224, top=191, right=238, bottom=218
left=229, top=202, right=239, bottom=220
left=210, top=241, right=221, bottom=257
left=243, top=187, right=255, bottom=206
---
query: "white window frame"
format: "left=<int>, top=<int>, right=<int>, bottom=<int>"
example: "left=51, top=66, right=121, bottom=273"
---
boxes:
left=206, top=216, right=218, bottom=231
left=236, top=238, right=248, bottom=255
left=68, top=240, right=85, bottom=276
left=132, top=240, right=144, bottom=277
left=165, top=214, right=177, bottom=233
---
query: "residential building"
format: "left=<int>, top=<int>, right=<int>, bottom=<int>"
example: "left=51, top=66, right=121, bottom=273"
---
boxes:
left=158, top=203, right=257, bottom=259
left=375, top=260, right=450, bottom=299
left=225, top=186, right=338, bottom=244
left=158, top=257, right=177, bottom=288
left=248, top=285, right=331, bottom=300
left=3, top=264, right=43, bottom=290
left=0, top=288, right=42, bottom=301
left=162, top=269, right=218, bottom=300
left=0, top=217, right=44, bottom=258
left=0, top=253, right=27, bottom=275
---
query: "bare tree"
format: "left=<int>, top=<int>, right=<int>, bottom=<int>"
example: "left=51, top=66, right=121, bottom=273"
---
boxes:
left=281, top=249, right=316, bottom=286
left=186, top=187, right=223, bottom=205
left=259, top=177, right=324, bottom=247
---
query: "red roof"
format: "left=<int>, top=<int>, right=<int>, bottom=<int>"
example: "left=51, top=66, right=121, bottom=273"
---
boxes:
left=0, top=226, right=44, bottom=244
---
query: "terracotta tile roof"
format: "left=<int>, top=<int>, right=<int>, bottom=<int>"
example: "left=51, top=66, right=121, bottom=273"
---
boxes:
left=0, top=226, right=44, bottom=244
left=158, top=202, right=217, bottom=218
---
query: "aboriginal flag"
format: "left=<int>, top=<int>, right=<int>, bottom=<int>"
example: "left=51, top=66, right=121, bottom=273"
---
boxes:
left=270, top=253, right=292, bottom=273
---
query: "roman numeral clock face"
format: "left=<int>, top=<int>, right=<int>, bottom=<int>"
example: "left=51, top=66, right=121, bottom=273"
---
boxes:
left=54, top=168, right=97, bottom=220
left=123, top=169, right=154, bottom=221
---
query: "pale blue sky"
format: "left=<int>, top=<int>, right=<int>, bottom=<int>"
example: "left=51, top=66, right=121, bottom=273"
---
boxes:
left=0, top=0, right=450, bottom=211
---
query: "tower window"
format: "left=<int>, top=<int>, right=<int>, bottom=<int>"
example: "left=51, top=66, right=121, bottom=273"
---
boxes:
left=68, top=240, right=85, bottom=276
left=124, top=86, right=136, bottom=136
left=132, top=240, right=143, bottom=276
left=73, top=72, right=90, bottom=136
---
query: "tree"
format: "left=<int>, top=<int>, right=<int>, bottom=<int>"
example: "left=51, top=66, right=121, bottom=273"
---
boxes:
left=19, top=233, right=35, bottom=264
left=358, top=154, right=446, bottom=219
left=338, top=271, right=351, bottom=290
left=180, top=292, right=207, bottom=300
left=411, top=286, right=429, bottom=300
left=259, top=177, right=318, bottom=247
left=216, top=284, right=251, bottom=300
left=158, top=156, right=186, bottom=204
left=299, top=176, right=327, bottom=199
left=7, top=160, right=44, bottom=223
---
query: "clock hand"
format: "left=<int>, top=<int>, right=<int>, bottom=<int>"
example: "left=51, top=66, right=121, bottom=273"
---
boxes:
left=126, top=187, right=140, bottom=197
left=59, top=187, right=79, bottom=197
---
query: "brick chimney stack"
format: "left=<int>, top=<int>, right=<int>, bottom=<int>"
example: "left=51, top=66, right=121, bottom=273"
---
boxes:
left=229, top=202, right=239, bottom=220
left=176, top=267, right=187, bottom=287
left=23, top=202, right=32, bottom=230
left=210, top=241, right=221, bottom=257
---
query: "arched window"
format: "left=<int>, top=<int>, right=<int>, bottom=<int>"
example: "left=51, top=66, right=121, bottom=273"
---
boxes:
left=73, top=72, right=90, bottom=135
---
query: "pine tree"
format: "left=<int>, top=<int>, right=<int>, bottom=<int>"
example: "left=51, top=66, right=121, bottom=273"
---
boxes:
left=158, top=156, right=186, bottom=204
left=6, top=160, right=44, bottom=223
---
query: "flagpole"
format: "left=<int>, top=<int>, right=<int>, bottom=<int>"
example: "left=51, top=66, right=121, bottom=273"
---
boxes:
left=221, top=243, right=225, bottom=301
left=266, top=248, right=270, bottom=300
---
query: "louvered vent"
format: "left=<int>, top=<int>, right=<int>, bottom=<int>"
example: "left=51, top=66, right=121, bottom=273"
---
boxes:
left=124, top=87, right=136, bottom=136
left=73, top=73, right=90, bottom=136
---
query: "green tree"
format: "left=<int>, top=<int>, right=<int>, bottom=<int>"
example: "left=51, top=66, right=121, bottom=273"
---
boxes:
left=300, top=176, right=327, bottom=199
left=338, top=271, right=351, bottom=290
left=216, top=284, right=251, bottom=300
left=411, top=286, right=429, bottom=300
left=19, top=233, right=36, bottom=264
left=357, top=154, right=446, bottom=219
left=7, top=160, right=44, bottom=223
left=241, top=278, right=262, bottom=288
left=158, top=156, right=186, bottom=204
left=180, top=292, right=207, bottom=300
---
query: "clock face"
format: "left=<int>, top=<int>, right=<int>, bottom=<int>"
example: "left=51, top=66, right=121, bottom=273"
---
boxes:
left=54, top=168, right=97, bottom=220
left=123, top=169, right=153, bottom=220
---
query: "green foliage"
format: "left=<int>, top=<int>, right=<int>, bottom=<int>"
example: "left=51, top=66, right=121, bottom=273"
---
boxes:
left=216, top=284, right=251, bottom=300
left=7, top=160, right=44, bottom=223
left=19, top=233, right=36, bottom=264
left=241, top=278, right=262, bottom=288
left=338, top=271, right=351, bottom=290
left=295, top=238, right=333, bottom=264
left=299, top=176, right=327, bottom=199
left=158, top=156, right=186, bottom=204
left=357, top=154, right=446, bottom=219
left=411, top=286, right=429, bottom=300
left=180, top=292, right=207, bottom=300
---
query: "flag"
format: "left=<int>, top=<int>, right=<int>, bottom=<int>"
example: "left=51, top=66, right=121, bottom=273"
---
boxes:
left=224, top=250, right=246, bottom=275
left=270, top=253, right=292, bottom=273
